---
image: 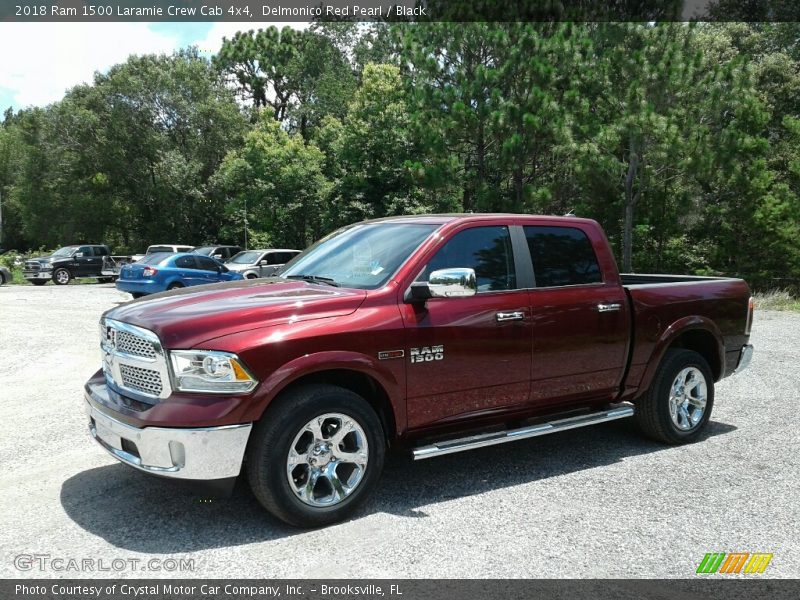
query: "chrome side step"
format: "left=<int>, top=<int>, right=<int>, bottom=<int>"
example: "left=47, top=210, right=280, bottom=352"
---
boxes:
left=412, top=404, right=635, bottom=460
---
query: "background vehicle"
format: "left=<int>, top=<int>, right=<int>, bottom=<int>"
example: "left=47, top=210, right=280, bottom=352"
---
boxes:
left=115, top=252, right=243, bottom=298
left=0, top=265, right=10, bottom=285
left=225, top=248, right=301, bottom=279
left=23, top=244, right=114, bottom=285
left=86, top=215, right=753, bottom=527
left=193, top=245, right=242, bottom=261
left=130, top=244, right=194, bottom=263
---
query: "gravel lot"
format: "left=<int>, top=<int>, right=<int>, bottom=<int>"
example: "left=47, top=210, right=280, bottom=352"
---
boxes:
left=0, top=283, right=798, bottom=579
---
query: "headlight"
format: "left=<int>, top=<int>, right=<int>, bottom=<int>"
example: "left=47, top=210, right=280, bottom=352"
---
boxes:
left=40, top=264, right=53, bottom=271
left=169, top=350, right=258, bottom=393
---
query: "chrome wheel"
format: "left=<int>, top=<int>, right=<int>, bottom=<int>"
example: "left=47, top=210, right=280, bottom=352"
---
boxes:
left=286, top=413, right=369, bottom=508
left=54, top=269, right=71, bottom=285
left=668, top=367, right=707, bottom=431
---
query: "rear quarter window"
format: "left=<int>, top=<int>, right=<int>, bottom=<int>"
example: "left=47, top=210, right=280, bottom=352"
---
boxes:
left=524, top=226, right=602, bottom=287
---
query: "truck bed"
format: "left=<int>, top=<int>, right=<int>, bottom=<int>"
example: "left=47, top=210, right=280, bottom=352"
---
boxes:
left=619, top=274, right=751, bottom=396
left=621, top=273, right=736, bottom=287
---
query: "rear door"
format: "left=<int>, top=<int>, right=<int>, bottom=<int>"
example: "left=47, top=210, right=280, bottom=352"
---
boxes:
left=402, top=224, right=533, bottom=429
left=173, top=255, right=198, bottom=285
left=525, top=225, right=629, bottom=408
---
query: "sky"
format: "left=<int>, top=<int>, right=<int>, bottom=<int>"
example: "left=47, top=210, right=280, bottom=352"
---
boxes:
left=0, top=21, right=307, bottom=112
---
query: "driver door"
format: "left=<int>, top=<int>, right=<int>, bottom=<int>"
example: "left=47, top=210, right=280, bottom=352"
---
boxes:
left=401, top=225, right=532, bottom=429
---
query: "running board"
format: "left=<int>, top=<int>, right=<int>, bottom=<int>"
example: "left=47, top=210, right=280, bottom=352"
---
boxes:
left=412, top=404, right=635, bottom=460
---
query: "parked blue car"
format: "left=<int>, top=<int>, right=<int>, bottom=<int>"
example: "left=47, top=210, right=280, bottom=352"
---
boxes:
left=116, top=252, right=243, bottom=298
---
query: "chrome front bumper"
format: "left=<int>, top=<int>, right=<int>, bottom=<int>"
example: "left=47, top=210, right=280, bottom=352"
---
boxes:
left=85, top=400, right=252, bottom=481
left=734, top=344, right=754, bottom=374
left=23, top=271, right=51, bottom=280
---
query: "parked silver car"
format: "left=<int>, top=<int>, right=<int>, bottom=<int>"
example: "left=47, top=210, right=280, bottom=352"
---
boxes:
left=225, top=248, right=301, bottom=279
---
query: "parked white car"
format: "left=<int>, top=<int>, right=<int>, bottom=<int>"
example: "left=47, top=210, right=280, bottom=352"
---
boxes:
left=131, top=244, right=194, bottom=262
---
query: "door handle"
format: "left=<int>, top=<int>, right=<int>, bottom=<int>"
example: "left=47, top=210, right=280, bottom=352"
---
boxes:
left=496, top=311, right=525, bottom=322
left=596, top=303, right=622, bottom=313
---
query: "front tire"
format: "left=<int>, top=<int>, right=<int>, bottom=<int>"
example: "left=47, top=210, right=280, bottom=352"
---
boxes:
left=53, top=268, right=72, bottom=285
left=30, top=280, right=47, bottom=286
left=167, top=282, right=184, bottom=290
left=635, top=349, right=714, bottom=444
left=246, top=384, right=385, bottom=527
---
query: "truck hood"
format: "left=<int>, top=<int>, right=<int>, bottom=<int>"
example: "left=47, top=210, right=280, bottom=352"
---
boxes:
left=28, top=255, right=59, bottom=264
left=104, top=278, right=368, bottom=348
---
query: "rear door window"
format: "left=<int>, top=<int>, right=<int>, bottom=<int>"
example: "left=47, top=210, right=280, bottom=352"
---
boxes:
left=174, top=255, right=197, bottom=269
left=524, top=226, right=602, bottom=287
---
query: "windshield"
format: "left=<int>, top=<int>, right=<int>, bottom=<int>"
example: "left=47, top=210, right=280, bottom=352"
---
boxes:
left=52, top=246, right=77, bottom=257
left=281, top=222, right=439, bottom=290
left=228, top=251, right=261, bottom=264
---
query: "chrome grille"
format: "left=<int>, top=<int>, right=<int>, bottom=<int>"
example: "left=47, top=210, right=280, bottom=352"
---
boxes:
left=116, top=330, right=157, bottom=359
left=119, top=364, right=163, bottom=396
left=101, top=318, right=171, bottom=401
left=24, top=261, right=41, bottom=271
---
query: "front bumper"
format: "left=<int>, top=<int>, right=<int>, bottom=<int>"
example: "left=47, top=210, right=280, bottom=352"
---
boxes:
left=85, top=390, right=252, bottom=481
left=23, top=270, right=51, bottom=280
left=734, top=344, right=754, bottom=374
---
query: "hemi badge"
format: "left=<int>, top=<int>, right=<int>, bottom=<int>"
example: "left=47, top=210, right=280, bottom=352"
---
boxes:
left=378, top=350, right=405, bottom=360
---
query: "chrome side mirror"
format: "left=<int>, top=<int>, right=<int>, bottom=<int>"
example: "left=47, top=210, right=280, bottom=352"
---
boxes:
left=429, top=268, right=477, bottom=298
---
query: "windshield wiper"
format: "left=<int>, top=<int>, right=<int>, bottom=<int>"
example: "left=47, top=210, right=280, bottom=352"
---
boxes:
left=284, top=274, right=339, bottom=287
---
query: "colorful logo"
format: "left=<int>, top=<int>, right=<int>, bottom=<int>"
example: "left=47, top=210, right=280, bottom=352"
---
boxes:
left=696, top=552, right=773, bottom=574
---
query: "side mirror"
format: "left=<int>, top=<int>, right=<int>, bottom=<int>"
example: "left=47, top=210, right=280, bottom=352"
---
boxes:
left=408, top=268, right=477, bottom=302
left=213, top=253, right=222, bottom=259
left=220, top=265, right=228, bottom=273
left=259, top=260, right=269, bottom=266
left=74, top=252, right=84, bottom=258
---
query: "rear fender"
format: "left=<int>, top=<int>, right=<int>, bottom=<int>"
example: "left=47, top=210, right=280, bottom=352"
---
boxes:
left=638, top=316, right=724, bottom=393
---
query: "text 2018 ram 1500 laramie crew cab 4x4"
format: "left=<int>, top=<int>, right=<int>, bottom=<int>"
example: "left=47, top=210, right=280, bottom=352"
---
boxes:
left=85, top=214, right=754, bottom=526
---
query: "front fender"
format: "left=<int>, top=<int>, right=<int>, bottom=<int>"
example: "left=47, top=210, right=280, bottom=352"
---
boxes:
left=253, top=350, right=404, bottom=435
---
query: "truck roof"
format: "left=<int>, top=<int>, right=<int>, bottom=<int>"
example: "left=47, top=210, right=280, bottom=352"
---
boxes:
left=360, top=213, right=599, bottom=226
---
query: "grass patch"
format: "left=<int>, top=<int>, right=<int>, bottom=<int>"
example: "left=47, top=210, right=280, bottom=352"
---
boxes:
left=7, top=267, right=106, bottom=285
left=753, top=290, right=800, bottom=312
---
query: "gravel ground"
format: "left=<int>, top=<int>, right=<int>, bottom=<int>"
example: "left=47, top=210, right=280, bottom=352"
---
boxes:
left=0, top=283, right=798, bottom=579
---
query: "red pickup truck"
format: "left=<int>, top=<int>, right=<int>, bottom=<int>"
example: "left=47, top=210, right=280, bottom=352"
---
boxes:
left=85, top=214, right=754, bottom=527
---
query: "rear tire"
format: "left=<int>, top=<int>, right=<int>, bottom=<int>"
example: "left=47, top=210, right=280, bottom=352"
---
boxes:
left=131, top=293, right=144, bottom=299
left=246, top=384, right=385, bottom=528
left=635, top=349, right=715, bottom=444
left=53, top=268, right=72, bottom=285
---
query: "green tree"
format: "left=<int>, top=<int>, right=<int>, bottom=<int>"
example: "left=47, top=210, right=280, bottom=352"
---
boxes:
left=212, top=116, right=329, bottom=249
